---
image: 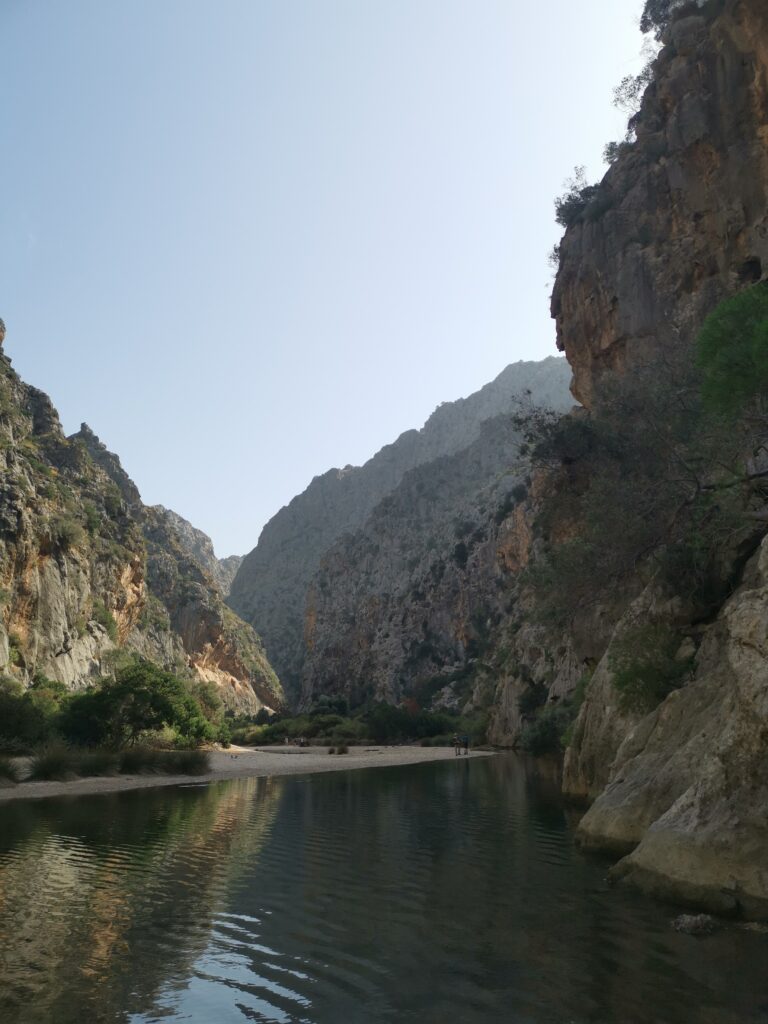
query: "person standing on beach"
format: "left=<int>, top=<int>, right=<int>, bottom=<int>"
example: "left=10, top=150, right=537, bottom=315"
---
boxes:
left=462, top=734, right=470, bottom=756
left=452, top=733, right=461, bottom=756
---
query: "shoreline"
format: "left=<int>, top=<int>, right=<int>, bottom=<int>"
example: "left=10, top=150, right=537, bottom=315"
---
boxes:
left=0, top=744, right=493, bottom=803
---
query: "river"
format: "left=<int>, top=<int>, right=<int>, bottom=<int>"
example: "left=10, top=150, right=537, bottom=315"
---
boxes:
left=0, top=755, right=765, bottom=1023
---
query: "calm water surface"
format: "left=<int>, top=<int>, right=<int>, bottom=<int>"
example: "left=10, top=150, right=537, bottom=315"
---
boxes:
left=0, top=755, right=766, bottom=1024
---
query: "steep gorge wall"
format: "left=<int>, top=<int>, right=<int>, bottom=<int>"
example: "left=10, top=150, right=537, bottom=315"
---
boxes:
left=553, top=0, right=768, bottom=408
left=0, top=345, right=282, bottom=716
left=522, top=0, right=768, bottom=915
left=301, top=416, right=544, bottom=710
left=229, top=357, right=571, bottom=702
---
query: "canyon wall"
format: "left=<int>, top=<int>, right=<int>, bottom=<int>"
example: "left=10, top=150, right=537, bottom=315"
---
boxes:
left=538, top=0, right=768, bottom=916
left=0, top=350, right=282, bottom=715
left=228, top=357, right=572, bottom=703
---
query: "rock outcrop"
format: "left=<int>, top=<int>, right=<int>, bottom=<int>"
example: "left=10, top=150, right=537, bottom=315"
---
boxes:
left=151, top=506, right=242, bottom=596
left=536, top=0, right=768, bottom=916
left=0, top=344, right=282, bottom=715
left=228, top=357, right=572, bottom=702
left=301, top=415, right=538, bottom=709
left=552, top=0, right=768, bottom=408
left=570, top=537, right=768, bottom=919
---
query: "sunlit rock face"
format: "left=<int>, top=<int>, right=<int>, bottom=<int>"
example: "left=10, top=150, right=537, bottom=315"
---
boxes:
left=228, top=356, right=572, bottom=705
left=0, top=339, right=282, bottom=715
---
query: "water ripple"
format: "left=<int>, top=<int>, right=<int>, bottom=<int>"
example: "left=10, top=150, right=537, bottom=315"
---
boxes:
left=0, top=760, right=766, bottom=1024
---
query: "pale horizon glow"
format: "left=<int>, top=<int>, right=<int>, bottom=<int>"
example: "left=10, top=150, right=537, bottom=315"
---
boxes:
left=2, top=0, right=647, bottom=556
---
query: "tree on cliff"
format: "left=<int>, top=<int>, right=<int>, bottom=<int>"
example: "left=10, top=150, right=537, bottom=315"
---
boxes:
left=640, top=0, right=721, bottom=39
left=697, top=281, right=768, bottom=418
left=516, top=343, right=759, bottom=626
left=640, top=0, right=686, bottom=37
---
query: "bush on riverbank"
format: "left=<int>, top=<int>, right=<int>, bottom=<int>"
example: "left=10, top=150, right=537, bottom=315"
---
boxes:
left=230, top=703, right=488, bottom=749
left=0, top=755, right=20, bottom=784
left=27, top=742, right=210, bottom=781
left=0, top=658, right=229, bottom=755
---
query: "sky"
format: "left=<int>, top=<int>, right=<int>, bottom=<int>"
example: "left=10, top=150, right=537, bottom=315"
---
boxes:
left=1, top=0, right=647, bottom=556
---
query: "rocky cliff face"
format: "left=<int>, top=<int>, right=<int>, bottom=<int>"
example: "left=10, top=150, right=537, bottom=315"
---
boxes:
left=0, top=344, right=282, bottom=715
left=151, top=507, right=242, bottom=596
left=298, top=0, right=768, bottom=916
left=301, top=415, right=540, bottom=710
left=528, top=0, right=768, bottom=916
left=552, top=0, right=768, bottom=408
left=228, top=357, right=572, bottom=702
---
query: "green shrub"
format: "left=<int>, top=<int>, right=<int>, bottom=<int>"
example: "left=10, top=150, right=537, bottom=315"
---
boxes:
left=335, top=743, right=349, bottom=755
left=103, top=486, right=124, bottom=519
left=309, top=694, right=349, bottom=717
left=91, top=598, right=119, bottom=642
left=139, top=595, right=171, bottom=633
left=8, top=633, right=23, bottom=666
left=48, top=516, right=86, bottom=552
left=519, top=704, right=574, bottom=756
left=697, top=281, right=768, bottom=417
left=609, top=622, right=692, bottom=714
left=117, top=745, right=166, bottom=774
left=639, top=0, right=721, bottom=38
left=328, top=746, right=336, bottom=755
left=554, top=167, right=600, bottom=228
left=0, top=675, right=60, bottom=748
left=83, top=502, right=101, bottom=535
left=158, top=748, right=210, bottom=775
left=77, top=748, right=119, bottom=776
left=0, top=756, right=20, bottom=784
left=518, top=684, right=548, bottom=717
left=419, top=733, right=454, bottom=748
left=519, top=672, right=592, bottom=756
left=452, top=542, right=468, bottom=568
left=28, top=743, right=81, bottom=781
left=118, top=745, right=210, bottom=775
left=59, top=659, right=215, bottom=748
left=519, top=355, right=750, bottom=626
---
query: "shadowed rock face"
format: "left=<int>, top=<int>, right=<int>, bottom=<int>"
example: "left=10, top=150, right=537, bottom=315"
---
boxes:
left=299, top=410, right=580, bottom=713
left=552, top=2, right=768, bottom=409
left=228, top=357, right=573, bottom=703
left=528, top=0, right=768, bottom=915
left=0, top=345, right=282, bottom=715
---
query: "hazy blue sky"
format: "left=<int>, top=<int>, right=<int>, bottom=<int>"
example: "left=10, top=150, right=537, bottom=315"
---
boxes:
left=2, top=0, right=645, bottom=556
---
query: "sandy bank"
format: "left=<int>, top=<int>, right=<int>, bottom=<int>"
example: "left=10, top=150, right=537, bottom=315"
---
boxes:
left=0, top=745, right=492, bottom=803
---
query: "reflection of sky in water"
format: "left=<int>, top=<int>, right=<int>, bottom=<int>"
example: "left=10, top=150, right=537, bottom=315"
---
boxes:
left=2, top=759, right=768, bottom=1024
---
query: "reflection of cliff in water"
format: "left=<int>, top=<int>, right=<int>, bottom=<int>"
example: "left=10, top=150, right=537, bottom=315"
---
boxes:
left=0, top=777, right=281, bottom=1024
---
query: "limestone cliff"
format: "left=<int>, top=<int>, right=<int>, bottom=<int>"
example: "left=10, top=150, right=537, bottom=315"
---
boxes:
left=228, top=357, right=572, bottom=702
left=0, top=342, right=282, bottom=715
left=297, top=0, right=768, bottom=916
left=301, top=415, right=538, bottom=710
left=151, top=507, right=242, bottom=596
left=519, top=0, right=768, bottom=916
left=552, top=0, right=768, bottom=408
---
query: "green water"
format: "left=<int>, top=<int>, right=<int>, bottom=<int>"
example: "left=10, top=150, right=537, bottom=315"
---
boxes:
left=0, top=755, right=766, bottom=1024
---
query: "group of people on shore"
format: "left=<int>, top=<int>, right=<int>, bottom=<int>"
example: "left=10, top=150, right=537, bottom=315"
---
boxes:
left=452, top=733, right=470, bottom=756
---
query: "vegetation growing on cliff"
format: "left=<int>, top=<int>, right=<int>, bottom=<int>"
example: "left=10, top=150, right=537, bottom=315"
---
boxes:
left=609, top=623, right=693, bottom=713
left=554, top=167, right=600, bottom=228
left=640, top=0, right=724, bottom=38
left=697, top=281, right=768, bottom=416
left=519, top=672, right=590, bottom=755
left=517, top=337, right=762, bottom=627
